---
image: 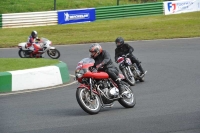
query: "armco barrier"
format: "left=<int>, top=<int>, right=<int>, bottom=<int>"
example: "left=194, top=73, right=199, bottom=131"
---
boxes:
left=0, top=61, right=70, bottom=93
left=2, top=11, right=57, bottom=28
left=96, top=2, right=163, bottom=20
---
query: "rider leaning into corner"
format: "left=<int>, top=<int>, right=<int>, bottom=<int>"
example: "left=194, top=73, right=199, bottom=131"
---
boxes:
left=26, top=30, right=41, bottom=57
left=89, top=43, right=127, bottom=96
left=114, top=37, right=146, bottom=77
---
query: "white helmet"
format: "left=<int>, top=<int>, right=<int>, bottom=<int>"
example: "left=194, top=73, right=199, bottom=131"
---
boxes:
left=31, top=30, right=38, bottom=38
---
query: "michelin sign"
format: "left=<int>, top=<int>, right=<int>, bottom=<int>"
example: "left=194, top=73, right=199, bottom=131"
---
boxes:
left=164, top=0, right=200, bottom=15
left=58, top=8, right=95, bottom=24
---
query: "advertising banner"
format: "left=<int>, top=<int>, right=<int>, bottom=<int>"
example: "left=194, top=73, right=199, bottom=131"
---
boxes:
left=58, top=8, right=95, bottom=24
left=164, top=0, right=200, bottom=15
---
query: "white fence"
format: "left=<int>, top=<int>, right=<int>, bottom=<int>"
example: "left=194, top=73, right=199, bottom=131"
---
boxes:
left=2, top=11, right=57, bottom=28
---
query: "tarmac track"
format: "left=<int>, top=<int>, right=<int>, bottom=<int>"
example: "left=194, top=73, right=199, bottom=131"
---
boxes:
left=0, top=38, right=200, bottom=133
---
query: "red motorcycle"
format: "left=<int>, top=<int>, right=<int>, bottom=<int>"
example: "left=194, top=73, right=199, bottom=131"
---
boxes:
left=75, top=58, right=136, bottom=115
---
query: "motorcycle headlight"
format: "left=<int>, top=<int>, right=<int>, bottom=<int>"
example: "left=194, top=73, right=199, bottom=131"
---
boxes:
left=75, top=69, right=85, bottom=78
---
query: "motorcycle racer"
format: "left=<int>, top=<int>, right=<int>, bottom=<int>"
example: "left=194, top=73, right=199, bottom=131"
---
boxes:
left=26, top=30, right=41, bottom=57
left=115, top=37, right=146, bottom=77
left=89, top=43, right=126, bottom=96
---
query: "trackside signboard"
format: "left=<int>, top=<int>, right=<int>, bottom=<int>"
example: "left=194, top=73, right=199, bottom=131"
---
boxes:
left=164, top=0, right=200, bottom=15
left=57, top=8, right=95, bottom=24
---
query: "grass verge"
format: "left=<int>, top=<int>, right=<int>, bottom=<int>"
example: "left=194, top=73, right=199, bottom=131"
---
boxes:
left=0, top=11, right=200, bottom=48
left=0, top=58, right=60, bottom=72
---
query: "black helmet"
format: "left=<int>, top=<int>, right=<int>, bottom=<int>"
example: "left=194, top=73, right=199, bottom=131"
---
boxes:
left=115, top=37, right=124, bottom=47
left=31, top=30, right=38, bottom=38
left=89, top=43, right=102, bottom=58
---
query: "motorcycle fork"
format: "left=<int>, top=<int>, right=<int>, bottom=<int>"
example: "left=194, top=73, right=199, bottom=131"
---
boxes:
left=89, top=78, right=95, bottom=100
left=126, top=66, right=134, bottom=77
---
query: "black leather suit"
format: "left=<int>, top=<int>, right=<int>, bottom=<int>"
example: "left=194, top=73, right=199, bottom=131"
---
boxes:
left=115, top=43, right=144, bottom=74
left=93, top=50, right=124, bottom=93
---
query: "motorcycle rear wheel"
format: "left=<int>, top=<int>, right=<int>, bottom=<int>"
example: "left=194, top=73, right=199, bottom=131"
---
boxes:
left=76, top=88, right=101, bottom=115
left=18, top=49, right=28, bottom=58
left=122, top=68, right=135, bottom=86
left=47, top=49, right=60, bottom=59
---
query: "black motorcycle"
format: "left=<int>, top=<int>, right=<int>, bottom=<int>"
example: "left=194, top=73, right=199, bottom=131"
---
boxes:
left=116, top=54, right=147, bottom=86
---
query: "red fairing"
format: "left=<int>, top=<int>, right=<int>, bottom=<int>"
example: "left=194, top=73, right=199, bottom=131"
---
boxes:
left=75, top=58, right=109, bottom=82
left=77, top=78, right=83, bottom=83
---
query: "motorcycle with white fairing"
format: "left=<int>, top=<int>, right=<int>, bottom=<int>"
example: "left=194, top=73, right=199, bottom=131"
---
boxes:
left=18, top=37, right=60, bottom=59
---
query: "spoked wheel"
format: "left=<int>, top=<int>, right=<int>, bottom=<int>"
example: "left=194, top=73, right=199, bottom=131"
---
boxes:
left=122, top=68, right=135, bottom=86
left=47, top=49, right=60, bottom=59
left=18, top=49, right=29, bottom=58
left=76, top=88, right=101, bottom=115
left=118, top=83, right=136, bottom=108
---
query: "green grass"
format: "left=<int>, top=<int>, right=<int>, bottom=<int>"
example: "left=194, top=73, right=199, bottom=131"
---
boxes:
left=0, top=11, right=200, bottom=48
left=0, top=0, right=163, bottom=14
left=0, top=58, right=60, bottom=72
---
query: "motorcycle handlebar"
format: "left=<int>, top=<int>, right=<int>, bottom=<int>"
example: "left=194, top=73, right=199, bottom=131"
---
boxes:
left=121, top=53, right=129, bottom=57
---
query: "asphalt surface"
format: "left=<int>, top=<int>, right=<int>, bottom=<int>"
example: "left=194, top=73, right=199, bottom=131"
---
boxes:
left=0, top=38, right=200, bottom=133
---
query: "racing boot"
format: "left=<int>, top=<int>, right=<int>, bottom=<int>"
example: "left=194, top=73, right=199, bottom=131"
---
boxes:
left=115, top=78, right=126, bottom=96
left=138, top=64, right=145, bottom=77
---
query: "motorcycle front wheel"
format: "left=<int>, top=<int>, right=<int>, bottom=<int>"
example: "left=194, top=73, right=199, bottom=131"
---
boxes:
left=47, top=49, right=60, bottom=59
left=121, top=67, right=135, bottom=86
left=76, top=88, right=101, bottom=115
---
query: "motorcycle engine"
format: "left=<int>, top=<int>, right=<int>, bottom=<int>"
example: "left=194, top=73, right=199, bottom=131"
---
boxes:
left=101, top=80, right=119, bottom=98
left=100, top=87, right=113, bottom=104
left=108, top=87, right=119, bottom=98
left=99, top=80, right=117, bottom=104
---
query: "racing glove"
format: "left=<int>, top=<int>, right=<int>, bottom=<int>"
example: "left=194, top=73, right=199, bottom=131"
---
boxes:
left=96, top=63, right=103, bottom=70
